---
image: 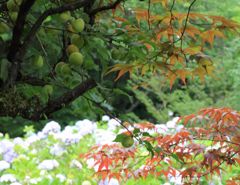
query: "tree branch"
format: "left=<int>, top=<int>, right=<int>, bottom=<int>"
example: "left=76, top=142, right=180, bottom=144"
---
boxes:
left=5, top=0, right=37, bottom=87
left=7, top=0, right=37, bottom=61
left=174, top=0, right=197, bottom=44
left=89, top=0, right=125, bottom=17
left=20, top=0, right=91, bottom=53
left=4, top=0, right=93, bottom=87
left=30, top=78, right=97, bottom=120
left=19, top=76, right=48, bottom=86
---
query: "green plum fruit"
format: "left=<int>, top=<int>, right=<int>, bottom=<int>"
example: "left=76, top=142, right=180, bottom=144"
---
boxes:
left=43, top=85, right=53, bottom=95
left=55, top=62, right=65, bottom=74
left=7, top=0, right=21, bottom=11
left=71, top=18, right=85, bottom=33
left=122, top=136, right=134, bottom=148
left=66, top=44, right=79, bottom=55
left=0, top=22, right=10, bottom=34
left=59, top=11, right=72, bottom=22
left=33, top=55, right=44, bottom=68
left=69, top=52, right=83, bottom=66
left=10, top=12, right=18, bottom=22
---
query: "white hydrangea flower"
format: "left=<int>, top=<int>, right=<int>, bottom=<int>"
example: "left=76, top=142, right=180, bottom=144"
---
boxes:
left=13, top=137, right=24, bottom=145
left=25, top=134, right=40, bottom=145
left=94, top=129, right=116, bottom=145
left=172, top=117, right=180, bottom=124
left=37, top=131, right=46, bottom=139
left=86, top=158, right=99, bottom=172
left=168, top=110, right=174, bottom=116
left=70, top=159, right=82, bottom=169
left=56, top=174, right=66, bottom=182
left=206, top=143, right=221, bottom=151
left=168, top=170, right=182, bottom=185
left=10, top=182, right=22, bottom=185
left=166, top=120, right=176, bottom=128
left=107, top=119, right=120, bottom=131
left=38, top=159, right=59, bottom=170
left=98, top=178, right=119, bottom=185
left=40, top=170, right=47, bottom=176
left=63, top=126, right=78, bottom=134
left=56, top=132, right=82, bottom=145
left=3, top=150, right=18, bottom=163
left=42, top=121, right=61, bottom=135
left=50, top=144, right=65, bottom=156
left=166, top=117, right=180, bottom=129
left=0, top=160, right=10, bottom=171
left=155, top=124, right=169, bottom=134
left=75, top=119, right=97, bottom=136
left=29, top=178, right=39, bottom=184
left=24, top=176, right=42, bottom=184
left=176, top=125, right=184, bottom=132
left=86, top=158, right=95, bottom=169
left=102, top=115, right=110, bottom=122
left=24, top=176, right=30, bottom=181
left=0, top=174, right=16, bottom=183
left=0, top=140, right=14, bottom=154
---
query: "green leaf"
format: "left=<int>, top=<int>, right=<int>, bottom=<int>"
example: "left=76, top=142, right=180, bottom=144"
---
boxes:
left=113, top=133, right=128, bottom=142
left=143, top=140, right=154, bottom=158
left=142, top=132, right=153, bottom=137
left=133, top=128, right=141, bottom=135
left=171, top=153, right=184, bottom=164
left=113, top=88, right=133, bottom=103
left=114, top=133, right=134, bottom=148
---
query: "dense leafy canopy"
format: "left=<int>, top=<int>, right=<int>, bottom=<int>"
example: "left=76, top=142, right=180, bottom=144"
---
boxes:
left=0, top=0, right=238, bottom=120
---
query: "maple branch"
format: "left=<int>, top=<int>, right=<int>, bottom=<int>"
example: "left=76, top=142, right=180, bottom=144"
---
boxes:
left=199, top=151, right=238, bottom=178
left=169, top=0, right=176, bottom=43
left=83, top=95, right=133, bottom=135
left=174, top=0, right=197, bottom=44
left=172, top=0, right=197, bottom=64
left=193, top=137, right=240, bottom=147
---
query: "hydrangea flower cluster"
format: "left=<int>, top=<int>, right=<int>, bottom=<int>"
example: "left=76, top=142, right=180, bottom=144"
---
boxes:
left=0, top=116, right=186, bottom=185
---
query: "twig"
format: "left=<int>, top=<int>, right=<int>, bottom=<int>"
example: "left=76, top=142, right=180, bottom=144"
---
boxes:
left=169, top=0, right=176, bottom=43
left=174, top=0, right=197, bottom=44
left=147, top=0, right=151, bottom=30
left=89, top=0, right=125, bottom=17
